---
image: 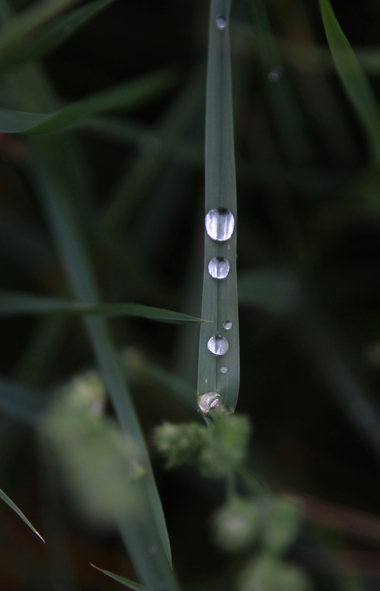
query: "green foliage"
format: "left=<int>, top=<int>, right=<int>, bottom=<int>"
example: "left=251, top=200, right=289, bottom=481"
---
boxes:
left=212, top=497, right=261, bottom=552
left=154, top=422, right=210, bottom=468
left=0, top=488, right=45, bottom=542
left=239, top=555, right=311, bottom=591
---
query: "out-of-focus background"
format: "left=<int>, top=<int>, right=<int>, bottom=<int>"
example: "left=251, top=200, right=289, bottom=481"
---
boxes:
left=1, top=0, right=380, bottom=589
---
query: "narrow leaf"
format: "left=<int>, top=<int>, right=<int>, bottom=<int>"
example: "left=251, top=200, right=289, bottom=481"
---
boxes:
left=197, top=0, right=240, bottom=412
left=0, top=68, right=177, bottom=134
left=0, top=488, right=45, bottom=542
left=91, top=564, right=145, bottom=591
left=0, top=0, right=118, bottom=72
left=0, top=290, right=204, bottom=324
left=319, top=0, right=380, bottom=165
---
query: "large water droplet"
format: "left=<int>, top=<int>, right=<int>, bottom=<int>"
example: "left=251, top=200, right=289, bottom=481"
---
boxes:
left=207, top=334, right=229, bottom=356
left=198, top=392, right=220, bottom=415
left=205, top=208, right=235, bottom=242
left=208, top=256, right=230, bottom=279
left=220, top=366, right=228, bottom=374
left=223, top=320, right=232, bottom=330
left=215, top=15, right=226, bottom=30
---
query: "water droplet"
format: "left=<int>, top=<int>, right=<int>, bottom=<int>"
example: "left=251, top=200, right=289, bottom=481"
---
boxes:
left=208, top=256, right=230, bottom=279
left=198, top=392, right=221, bottom=415
left=220, top=366, right=228, bottom=374
left=205, top=208, right=235, bottom=241
left=215, top=15, right=226, bottom=30
left=223, top=320, right=232, bottom=330
left=148, top=545, right=157, bottom=554
left=207, top=334, right=229, bottom=356
left=267, top=66, right=282, bottom=83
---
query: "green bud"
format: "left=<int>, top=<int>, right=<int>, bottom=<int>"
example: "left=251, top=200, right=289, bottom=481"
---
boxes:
left=200, top=414, right=251, bottom=477
left=212, top=498, right=262, bottom=552
left=239, top=555, right=311, bottom=591
left=263, top=497, right=301, bottom=556
left=154, top=421, right=210, bottom=467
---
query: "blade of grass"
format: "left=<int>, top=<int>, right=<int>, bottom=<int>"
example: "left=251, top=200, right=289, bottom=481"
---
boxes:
left=0, top=377, right=47, bottom=424
left=0, top=68, right=177, bottom=133
left=0, top=487, right=45, bottom=541
left=0, top=0, right=117, bottom=72
left=91, top=565, right=145, bottom=591
left=0, top=0, right=81, bottom=60
left=0, top=290, right=205, bottom=324
left=197, top=0, right=239, bottom=412
left=319, top=0, right=380, bottom=166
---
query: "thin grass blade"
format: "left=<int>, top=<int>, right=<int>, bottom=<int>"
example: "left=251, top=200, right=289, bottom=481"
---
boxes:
left=319, top=0, right=380, bottom=166
left=0, top=290, right=204, bottom=324
left=91, top=564, right=145, bottom=591
left=0, top=68, right=177, bottom=133
left=197, top=0, right=239, bottom=412
left=0, top=488, right=45, bottom=542
left=0, top=0, right=117, bottom=73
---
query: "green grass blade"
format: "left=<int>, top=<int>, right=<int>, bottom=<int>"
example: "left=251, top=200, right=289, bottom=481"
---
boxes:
left=0, top=0, right=117, bottom=72
left=0, top=488, right=45, bottom=542
left=0, top=378, right=47, bottom=424
left=319, top=0, right=380, bottom=166
left=91, top=565, right=145, bottom=591
left=0, top=290, right=204, bottom=324
left=0, top=68, right=177, bottom=133
left=197, top=0, right=239, bottom=413
left=0, top=0, right=81, bottom=60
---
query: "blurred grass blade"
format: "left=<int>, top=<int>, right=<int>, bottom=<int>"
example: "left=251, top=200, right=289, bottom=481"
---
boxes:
left=0, top=68, right=177, bottom=133
left=197, top=0, right=239, bottom=412
left=0, top=488, right=45, bottom=542
left=0, top=0, right=80, bottom=60
left=91, top=565, right=145, bottom=591
left=0, top=290, right=204, bottom=324
left=0, top=377, right=47, bottom=425
left=319, top=0, right=380, bottom=165
left=0, top=0, right=117, bottom=72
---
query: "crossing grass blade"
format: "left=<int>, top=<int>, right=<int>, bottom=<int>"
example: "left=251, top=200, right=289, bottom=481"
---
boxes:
left=0, top=0, right=81, bottom=60
left=0, top=68, right=177, bottom=133
left=0, top=0, right=117, bottom=73
left=319, top=0, right=380, bottom=166
left=90, top=565, right=144, bottom=591
left=0, top=488, right=45, bottom=542
left=0, top=290, right=204, bottom=324
left=0, top=378, right=47, bottom=424
left=197, top=0, right=239, bottom=412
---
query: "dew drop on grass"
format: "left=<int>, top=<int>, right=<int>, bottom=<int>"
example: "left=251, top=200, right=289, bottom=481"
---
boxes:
left=268, top=67, right=282, bottom=83
left=215, top=15, right=227, bottom=30
left=208, top=256, right=230, bottom=279
left=223, top=320, right=232, bottom=330
left=207, top=334, right=229, bottom=356
left=205, top=208, right=234, bottom=241
left=220, top=366, right=228, bottom=374
left=198, top=392, right=221, bottom=415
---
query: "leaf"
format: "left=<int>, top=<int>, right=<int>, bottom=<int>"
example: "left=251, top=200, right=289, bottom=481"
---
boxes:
left=0, top=68, right=177, bottom=133
left=319, top=0, right=380, bottom=165
left=197, top=0, right=240, bottom=413
left=0, top=488, right=45, bottom=542
left=0, top=0, right=118, bottom=72
left=90, top=564, right=145, bottom=591
left=0, top=290, right=204, bottom=324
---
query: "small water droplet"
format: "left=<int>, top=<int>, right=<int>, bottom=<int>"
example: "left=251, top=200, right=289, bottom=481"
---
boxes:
left=208, top=256, right=230, bottom=279
left=148, top=545, right=157, bottom=554
left=207, top=334, right=229, bottom=356
left=267, top=66, right=282, bottom=83
left=223, top=320, right=232, bottom=330
left=215, top=15, right=227, bottom=30
left=220, top=366, right=228, bottom=374
left=198, top=392, right=221, bottom=415
left=205, top=208, right=235, bottom=241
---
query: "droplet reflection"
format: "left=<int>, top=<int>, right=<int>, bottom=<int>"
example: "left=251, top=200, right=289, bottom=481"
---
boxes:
left=215, top=15, right=226, bottom=30
left=208, top=256, right=230, bottom=279
left=207, top=334, right=229, bottom=356
left=198, top=392, right=221, bottom=415
left=205, top=208, right=235, bottom=241
left=223, top=320, right=232, bottom=330
left=220, top=366, right=228, bottom=374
